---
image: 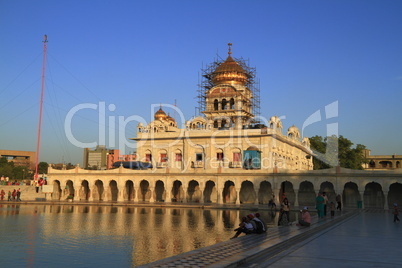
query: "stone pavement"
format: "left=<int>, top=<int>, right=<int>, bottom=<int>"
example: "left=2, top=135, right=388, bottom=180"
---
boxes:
left=140, top=210, right=366, bottom=268
left=245, top=209, right=402, bottom=268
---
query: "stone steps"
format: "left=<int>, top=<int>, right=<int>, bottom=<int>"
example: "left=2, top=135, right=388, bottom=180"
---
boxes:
left=142, top=210, right=356, bottom=268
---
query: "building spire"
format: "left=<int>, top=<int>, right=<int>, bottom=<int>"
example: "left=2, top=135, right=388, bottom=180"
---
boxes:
left=228, top=43, right=232, bottom=56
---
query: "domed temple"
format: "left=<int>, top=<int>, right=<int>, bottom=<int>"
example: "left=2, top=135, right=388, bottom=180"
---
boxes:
left=47, top=44, right=402, bottom=209
left=135, top=43, right=313, bottom=171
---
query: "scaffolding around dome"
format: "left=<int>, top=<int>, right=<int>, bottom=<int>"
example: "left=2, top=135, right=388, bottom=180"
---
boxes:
left=196, top=49, right=261, bottom=125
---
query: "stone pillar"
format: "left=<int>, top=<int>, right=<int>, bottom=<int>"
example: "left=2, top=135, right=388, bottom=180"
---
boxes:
left=273, top=188, right=281, bottom=205
left=74, top=189, right=79, bottom=201
left=103, top=187, right=109, bottom=201
left=254, top=184, right=260, bottom=205
left=165, top=181, right=172, bottom=203
left=235, top=186, right=241, bottom=205
left=384, top=191, right=389, bottom=210
left=359, top=190, right=365, bottom=209
left=182, top=187, right=188, bottom=203
left=134, top=186, right=139, bottom=203
left=117, top=187, right=124, bottom=202
left=216, top=183, right=222, bottom=204
left=165, top=188, right=171, bottom=203
left=199, top=182, right=205, bottom=204
left=88, top=186, right=94, bottom=201
left=294, top=188, right=299, bottom=208
left=149, top=187, right=155, bottom=203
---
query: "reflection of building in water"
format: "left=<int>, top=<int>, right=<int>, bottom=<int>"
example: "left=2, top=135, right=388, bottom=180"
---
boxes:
left=48, top=44, right=402, bottom=210
left=39, top=205, right=250, bottom=266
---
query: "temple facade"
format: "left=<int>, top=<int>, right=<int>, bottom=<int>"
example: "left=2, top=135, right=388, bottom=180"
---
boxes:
left=134, top=44, right=313, bottom=172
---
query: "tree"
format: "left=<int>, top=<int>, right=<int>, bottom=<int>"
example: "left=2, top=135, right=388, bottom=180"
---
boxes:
left=309, top=136, right=331, bottom=170
left=309, top=135, right=368, bottom=170
left=0, top=157, right=15, bottom=179
left=0, top=157, right=33, bottom=180
left=38, top=162, right=49, bottom=174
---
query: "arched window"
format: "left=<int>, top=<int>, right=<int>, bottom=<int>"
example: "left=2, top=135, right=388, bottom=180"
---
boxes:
left=213, top=120, right=219, bottom=128
left=214, top=99, right=219, bottom=111
left=216, top=149, right=224, bottom=161
left=221, top=119, right=227, bottom=128
left=369, top=160, right=375, bottom=168
left=230, top=98, right=235, bottom=109
left=380, top=161, right=392, bottom=168
left=174, top=149, right=182, bottom=162
left=160, top=153, right=167, bottom=162
left=145, top=151, right=152, bottom=162
left=222, top=99, right=227, bottom=110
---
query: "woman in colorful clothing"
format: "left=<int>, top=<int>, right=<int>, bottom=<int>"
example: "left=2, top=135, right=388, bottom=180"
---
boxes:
left=12, top=189, right=17, bottom=201
left=316, top=193, right=325, bottom=218
left=278, top=197, right=290, bottom=226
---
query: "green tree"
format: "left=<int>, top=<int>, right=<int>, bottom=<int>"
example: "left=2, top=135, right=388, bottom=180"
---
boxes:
left=12, top=166, right=25, bottom=180
left=38, top=162, right=49, bottom=174
left=309, top=135, right=368, bottom=170
left=0, top=157, right=14, bottom=179
left=309, top=136, right=331, bottom=170
left=0, top=157, right=39, bottom=181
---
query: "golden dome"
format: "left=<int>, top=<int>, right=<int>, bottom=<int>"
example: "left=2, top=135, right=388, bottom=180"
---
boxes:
left=166, top=113, right=176, bottom=123
left=212, top=43, right=248, bottom=85
left=154, top=107, right=167, bottom=120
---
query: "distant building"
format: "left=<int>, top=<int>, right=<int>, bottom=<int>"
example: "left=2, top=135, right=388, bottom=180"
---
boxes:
left=0, top=150, right=36, bottom=170
left=83, top=146, right=110, bottom=170
left=106, top=149, right=136, bottom=169
left=363, top=149, right=402, bottom=170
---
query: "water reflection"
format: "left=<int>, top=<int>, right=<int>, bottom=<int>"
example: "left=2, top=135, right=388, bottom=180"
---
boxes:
left=0, top=204, right=307, bottom=267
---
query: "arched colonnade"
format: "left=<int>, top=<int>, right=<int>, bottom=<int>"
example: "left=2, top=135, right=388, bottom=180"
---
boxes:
left=49, top=176, right=402, bottom=209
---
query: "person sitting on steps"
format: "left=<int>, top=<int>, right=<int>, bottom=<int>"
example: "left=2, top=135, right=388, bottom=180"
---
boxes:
left=231, top=216, right=255, bottom=239
left=297, top=207, right=311, bottom=227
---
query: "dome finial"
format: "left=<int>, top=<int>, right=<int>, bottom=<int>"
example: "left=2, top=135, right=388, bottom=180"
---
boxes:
left=228, top=43, right=232, bottom=55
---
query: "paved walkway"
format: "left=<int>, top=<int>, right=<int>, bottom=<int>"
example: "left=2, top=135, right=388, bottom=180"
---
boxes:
left=141, top=209, right=402, bottom=267
left=245, top=209, right=402, bottom=268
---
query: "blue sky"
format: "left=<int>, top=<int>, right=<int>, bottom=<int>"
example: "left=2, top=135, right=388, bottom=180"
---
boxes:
left=1, top=0, right=401, bottom=165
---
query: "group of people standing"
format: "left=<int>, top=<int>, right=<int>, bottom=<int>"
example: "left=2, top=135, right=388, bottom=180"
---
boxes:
left=0, top=188, right=21, bottom=201
left=315, top=192, right=340, bottom=218
left=269, top=192, right=342, bottom=226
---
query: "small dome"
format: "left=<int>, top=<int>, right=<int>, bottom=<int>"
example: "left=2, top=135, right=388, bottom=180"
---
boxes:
left=269, top=116, right=283, bottom=130
left=212, top=43, right=248, bottom=86
left=287, top=125, right=301, bottom=140
left=166, top=113, right=176, bottom=123
left=288, top=125, right=299, bottom=133
left=154, top=107, right=167, bottom=120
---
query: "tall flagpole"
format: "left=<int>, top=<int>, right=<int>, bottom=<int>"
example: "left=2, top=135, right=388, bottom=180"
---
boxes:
left=34, top=35, right=48, bottom=180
